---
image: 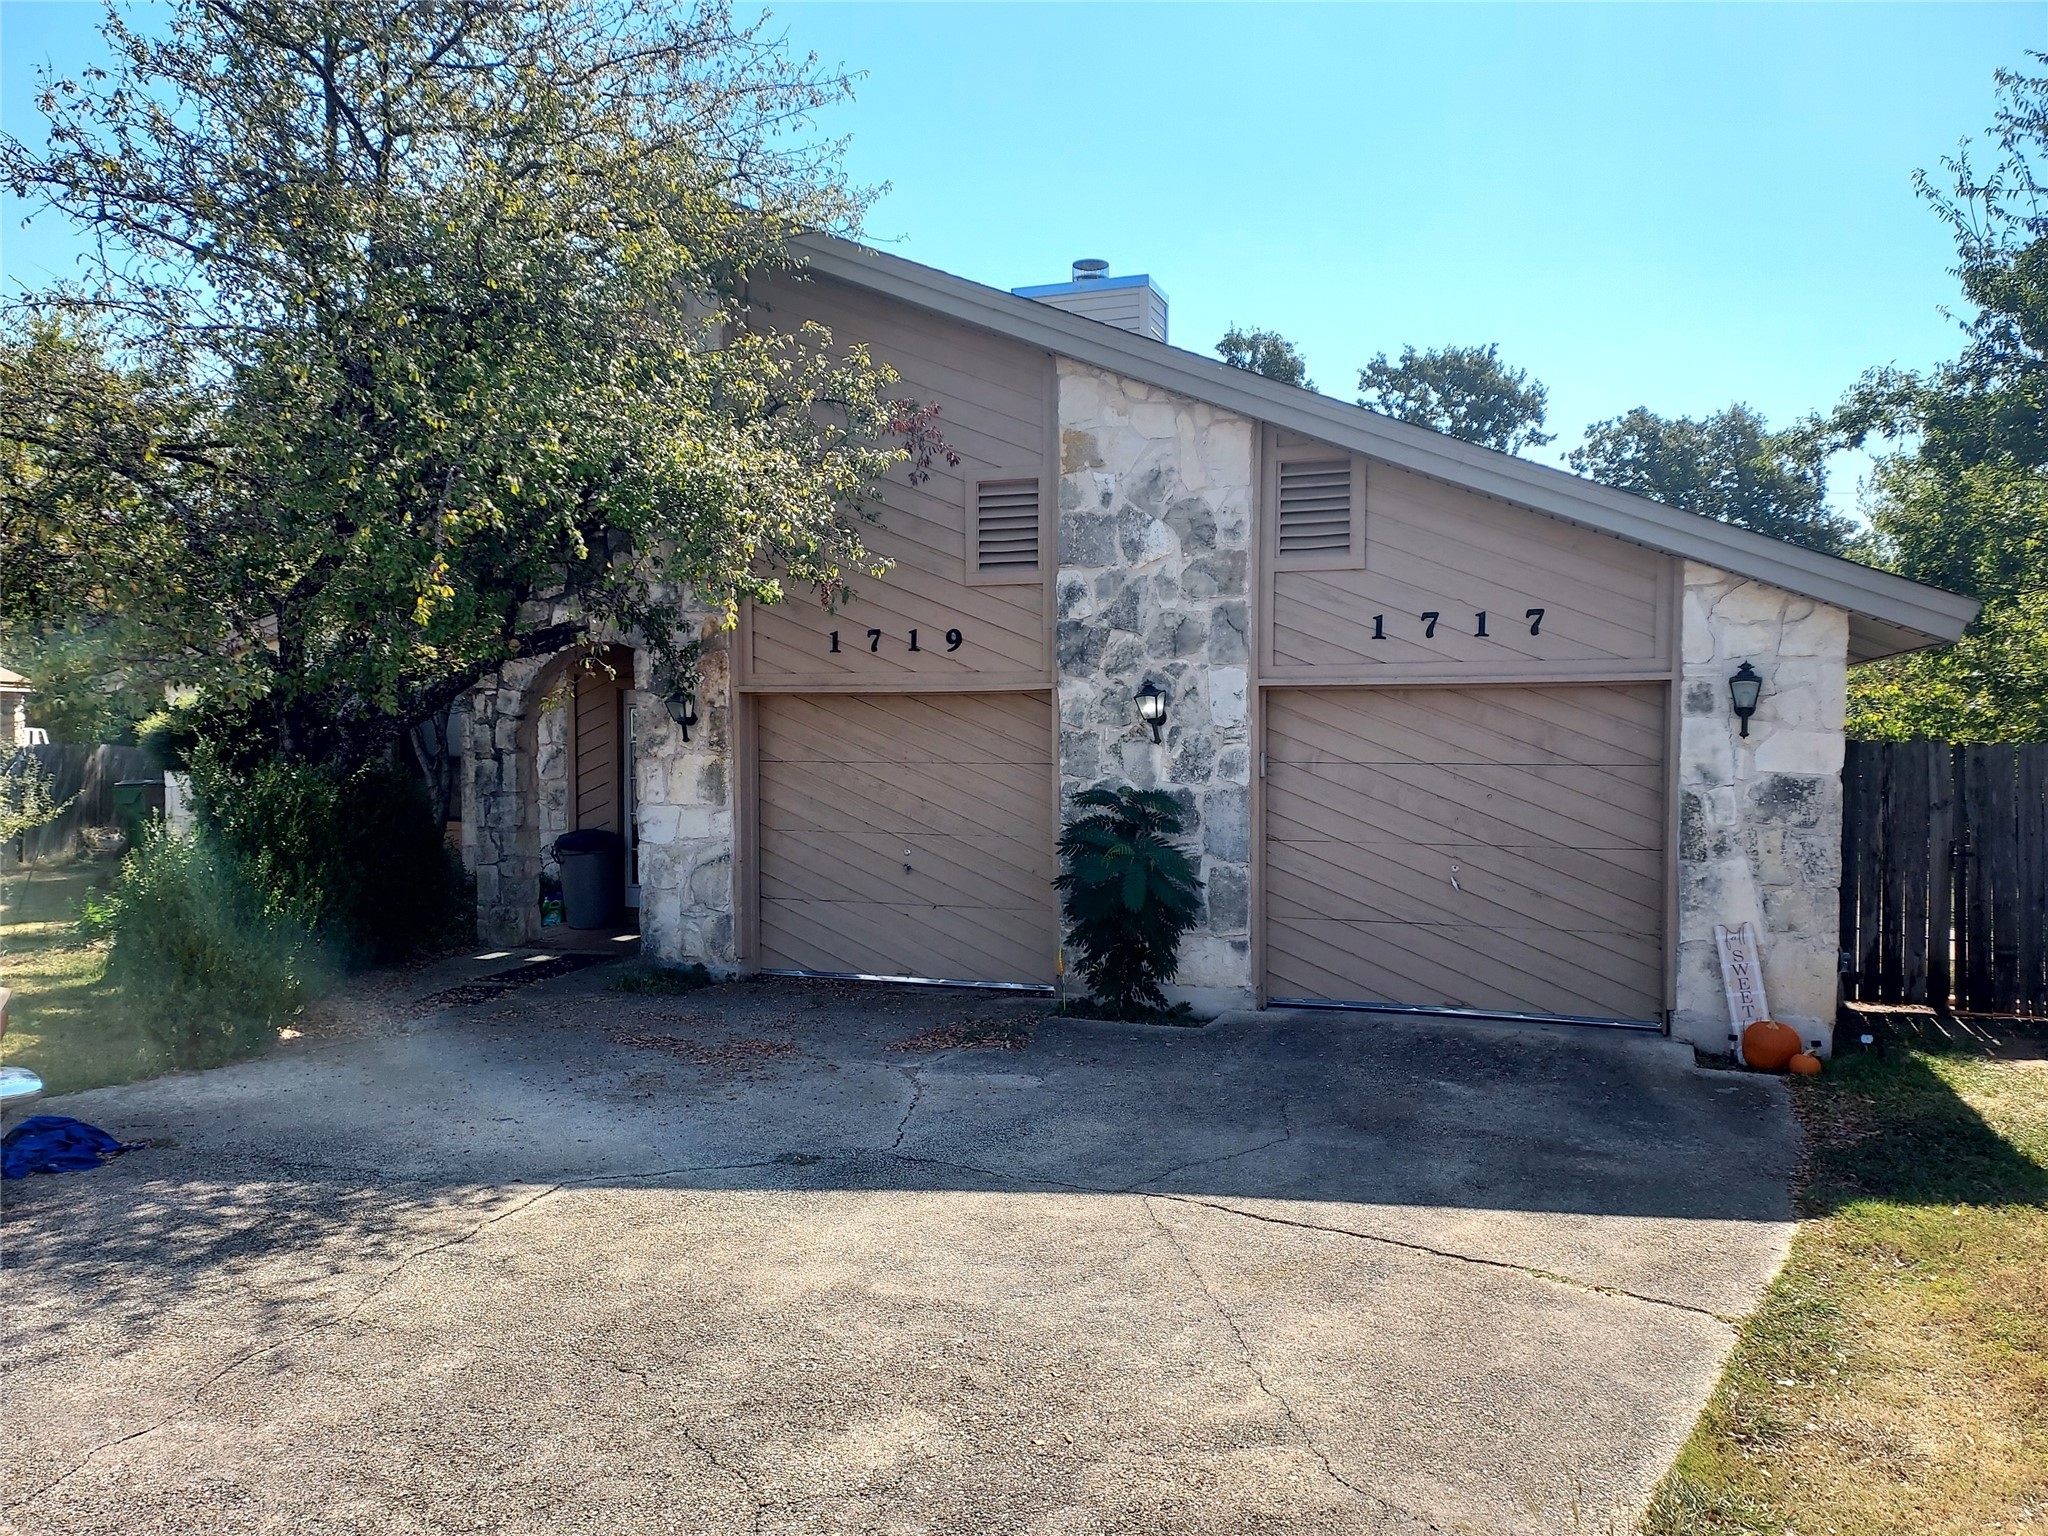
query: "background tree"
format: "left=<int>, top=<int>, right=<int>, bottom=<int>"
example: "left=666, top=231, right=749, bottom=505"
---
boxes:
left=1568, top=404, right=1855, bottom=556
left=0, top=622, right=169, bottom=746
left=1357, top=343, right=1554, bottom=454
left=0, top=0, right=932, bottom=788
left=1831, top=57, right=2048, bottom=742
left=1216, top=326, right=1312, bottom=389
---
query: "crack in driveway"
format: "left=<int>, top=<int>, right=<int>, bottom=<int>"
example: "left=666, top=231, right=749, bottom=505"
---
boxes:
left=1140, top=1196, right=1441, bottom=1532
left=889, top=1148, right=1740, bottom=1325
left=1151, top=1192, right=1742, bottom=1324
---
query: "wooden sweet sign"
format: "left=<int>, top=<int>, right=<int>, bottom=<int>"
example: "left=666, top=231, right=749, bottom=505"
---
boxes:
left=1715, top=922, right=1771, bottom=1051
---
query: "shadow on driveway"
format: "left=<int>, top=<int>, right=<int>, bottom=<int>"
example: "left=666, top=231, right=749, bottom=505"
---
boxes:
left=1, top=971, right=1803, bottom=1535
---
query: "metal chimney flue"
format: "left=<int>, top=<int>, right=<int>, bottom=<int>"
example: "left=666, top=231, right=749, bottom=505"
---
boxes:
left=1014, top=260, right=1169, bottom=343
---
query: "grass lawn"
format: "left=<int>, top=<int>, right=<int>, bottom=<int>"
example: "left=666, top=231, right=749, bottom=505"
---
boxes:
left=0, top=860, right=172, bottom=1095
left=1643, top=1037, right=2048, bottom=1535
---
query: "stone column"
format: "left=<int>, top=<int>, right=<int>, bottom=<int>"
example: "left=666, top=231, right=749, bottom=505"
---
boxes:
left=466, top=656, right=551, bottom=946
left=631, top=641, right=738, bottom=972
left=1675, top=561, right=1850, bottom=1056
left=1054, top=361, right=1257, bottom=1014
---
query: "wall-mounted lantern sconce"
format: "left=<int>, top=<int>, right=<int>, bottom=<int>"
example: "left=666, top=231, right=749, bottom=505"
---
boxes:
left=1135, top=679, right=1169, bottom=744
left=662, top=688, right=699, bottom=743
left=1728, top=661, right=1763, bottom=738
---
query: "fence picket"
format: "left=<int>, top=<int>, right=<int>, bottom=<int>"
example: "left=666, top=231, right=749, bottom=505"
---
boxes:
left=1900, top=742, right=1931, bottom=1006
left=1928, top=746, right=1955, bottom=1010
left=1856, top=744, right=1887, bottom=1002
left=2025, top=746, right=2048, bottom=1012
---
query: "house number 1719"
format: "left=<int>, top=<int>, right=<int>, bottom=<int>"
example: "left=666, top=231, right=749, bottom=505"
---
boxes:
left=830, top=628, right=965, bottom=653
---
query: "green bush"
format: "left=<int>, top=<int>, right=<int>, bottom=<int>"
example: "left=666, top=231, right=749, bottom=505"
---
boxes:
left=192, top=749, right=470, bottom=963
left=84, top=825, right=316, bottom=1069
left=1053, top=785, right=1204, bottom=1021
left=134, top=706, right=201, bottom=772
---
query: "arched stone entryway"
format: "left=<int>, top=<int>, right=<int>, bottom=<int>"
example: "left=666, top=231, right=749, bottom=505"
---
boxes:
left=463, top=638, right=738, bottom=965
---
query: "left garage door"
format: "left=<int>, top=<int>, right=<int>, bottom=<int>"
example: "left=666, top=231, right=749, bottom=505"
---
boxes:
left=756, top=692, right=1058, bottom=985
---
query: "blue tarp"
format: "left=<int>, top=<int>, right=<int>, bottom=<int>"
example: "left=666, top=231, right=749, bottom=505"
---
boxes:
left=1, top=1115, right=143, bottom=1179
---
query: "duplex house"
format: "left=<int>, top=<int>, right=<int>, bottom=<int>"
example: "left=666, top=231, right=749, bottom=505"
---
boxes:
left=462, top=238, right=1977, bottom=1056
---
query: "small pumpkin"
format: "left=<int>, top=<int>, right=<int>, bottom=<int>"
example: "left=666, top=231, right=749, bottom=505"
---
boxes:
left=1741, top=1018, right=1802, bottom=1072
left=1788, top=1053, right=1823, bottom=1076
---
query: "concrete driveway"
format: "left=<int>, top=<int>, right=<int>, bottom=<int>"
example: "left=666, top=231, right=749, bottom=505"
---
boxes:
left=1, top=962, right=1797, bottom=1535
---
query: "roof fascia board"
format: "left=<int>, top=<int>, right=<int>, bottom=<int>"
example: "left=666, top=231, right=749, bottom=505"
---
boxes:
left=1011, top=273, right=1159, bottom=297
left=792, top=235, right=1979, bottom=648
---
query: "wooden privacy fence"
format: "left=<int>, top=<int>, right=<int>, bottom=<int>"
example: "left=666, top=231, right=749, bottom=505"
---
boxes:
left=5, top=743, right=158, bottom=864
left=1841, top=741, right=2048, bottom=1017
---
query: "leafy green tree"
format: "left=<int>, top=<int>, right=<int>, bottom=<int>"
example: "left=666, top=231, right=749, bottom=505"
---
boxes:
left=1217, top=326, right=1312, bottom=389
left=0, top=0, right=934, bottom=783
left=1053, top=786, right=1202, bottom=1020
left=1568, top=404, right=1855, bottom=556
left=1357, top=343, right=1554, bottom=454
left=0, top=622, right=168, bottom=745
left=1, top=754, right=75, bottom=847
left=1833, top=58, right=2048, bottom=742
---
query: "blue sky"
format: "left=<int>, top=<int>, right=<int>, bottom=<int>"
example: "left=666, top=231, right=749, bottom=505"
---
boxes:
left=4, top=2, right=2042, bottom=506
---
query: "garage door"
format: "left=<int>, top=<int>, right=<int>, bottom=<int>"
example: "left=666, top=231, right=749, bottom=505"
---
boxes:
left=1264, top=684, right=1667, bottom=1021
left=756, top=692, right=1057, bottom=985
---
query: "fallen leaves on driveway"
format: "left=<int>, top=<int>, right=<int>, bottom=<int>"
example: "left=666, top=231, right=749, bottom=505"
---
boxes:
left=612, top=1031, right=800, bottom=1073
left=411, top=955, right=614, bottom=1015
left=886, top=1008, right=1038, bottom=1054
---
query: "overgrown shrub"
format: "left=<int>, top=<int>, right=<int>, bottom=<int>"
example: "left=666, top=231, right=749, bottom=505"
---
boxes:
left=1053, top=785, right=1204, bottom=1021
left=192, top=749, right=470, bottom=963
left=82, top=825, right=316, bottom=1069
left=134, top=706, right=200, bottom=772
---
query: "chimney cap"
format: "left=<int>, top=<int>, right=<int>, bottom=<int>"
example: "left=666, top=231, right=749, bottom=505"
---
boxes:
left=1071, top=258, right=1109, bottom=282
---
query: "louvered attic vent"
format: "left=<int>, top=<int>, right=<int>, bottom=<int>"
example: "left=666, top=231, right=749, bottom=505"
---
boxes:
left=1276, top=459, right=1354, bottom=558
left=975, top=477, right=1040, bottom=572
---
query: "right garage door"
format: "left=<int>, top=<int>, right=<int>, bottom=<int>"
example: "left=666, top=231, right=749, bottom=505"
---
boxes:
left=1264, top=684, right=1667, bottom=1021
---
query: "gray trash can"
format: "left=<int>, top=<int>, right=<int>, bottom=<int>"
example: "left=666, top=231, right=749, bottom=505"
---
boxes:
left=555, top=828, right=624, bottom=930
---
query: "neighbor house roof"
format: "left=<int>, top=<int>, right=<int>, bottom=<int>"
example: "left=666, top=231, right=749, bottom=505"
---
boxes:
left=792, top=234, right=1979, bottom=664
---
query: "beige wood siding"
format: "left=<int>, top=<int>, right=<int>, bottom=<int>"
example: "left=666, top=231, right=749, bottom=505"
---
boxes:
left=740, top=275, right=1052, bottom=692
left=756, top=692, right=1057, bottom=984
left=1264, top=684, right=1667, bottom=1020
left=1263, top=447, right=1672, bottom=683
left=572, top=674, right=620, bottom=833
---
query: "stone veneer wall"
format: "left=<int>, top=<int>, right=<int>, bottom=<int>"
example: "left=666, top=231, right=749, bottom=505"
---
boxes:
left=631, top=642, right=738, bottom=972
left=1675, top=560, right=1850, bottom=1055
left=1055, top=360, right=1257, bottom=1013
left=465, top=652, right=553, bottom=946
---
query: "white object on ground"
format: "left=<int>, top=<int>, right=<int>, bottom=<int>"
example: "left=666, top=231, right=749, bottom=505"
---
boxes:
left=1715, top=922, right=1771, bottom=1065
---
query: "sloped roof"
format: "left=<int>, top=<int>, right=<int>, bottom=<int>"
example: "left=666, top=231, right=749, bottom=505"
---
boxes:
left=792, top=234, right=1978, bottom=664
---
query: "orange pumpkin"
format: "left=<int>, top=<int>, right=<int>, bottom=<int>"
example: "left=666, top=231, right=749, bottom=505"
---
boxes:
left=1741, top=1018, right=1802, bottom=1072
left=1788, top=1053, right=1823, bottom=1076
